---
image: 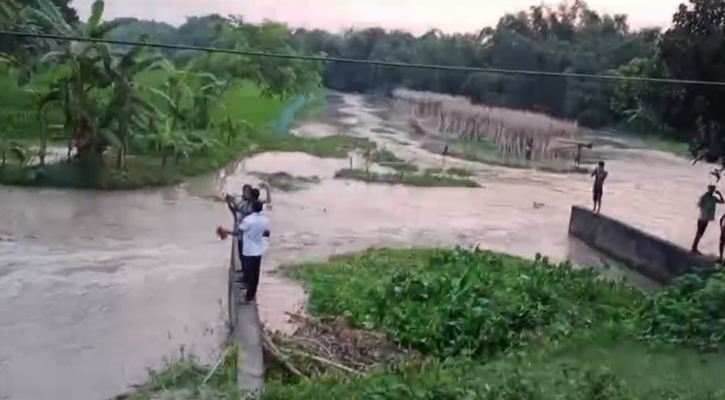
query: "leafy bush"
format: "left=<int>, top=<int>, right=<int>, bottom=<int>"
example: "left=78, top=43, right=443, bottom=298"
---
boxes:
left=640, top=270, right=725, bottom=350
left=287, top=248, right=643, bottom=359
left=263, top=355, right=721, bottom=400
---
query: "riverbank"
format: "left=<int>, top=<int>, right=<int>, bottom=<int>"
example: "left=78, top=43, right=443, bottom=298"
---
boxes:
left=124, top=247, right=725, bottom=399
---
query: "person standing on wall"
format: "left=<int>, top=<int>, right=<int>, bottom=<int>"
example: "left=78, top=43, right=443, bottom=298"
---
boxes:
left=591, top=161, right=608, bottom=214
left=224, top=183, right=272, bottom=282
left=691, top=184, right=724, bottom=255
left=218, top=200, right=270, bottom=304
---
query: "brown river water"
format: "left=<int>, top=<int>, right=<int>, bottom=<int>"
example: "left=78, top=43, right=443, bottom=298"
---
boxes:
left=0, top=93, right=718, bottom=400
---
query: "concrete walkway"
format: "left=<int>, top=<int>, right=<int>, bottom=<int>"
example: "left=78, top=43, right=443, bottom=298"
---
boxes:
left=228, top=243, right=265, bottom=396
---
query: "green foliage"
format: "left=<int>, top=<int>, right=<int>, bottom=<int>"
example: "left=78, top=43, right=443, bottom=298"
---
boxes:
left=446, top=167, right=472, bottom=177
left=262, top=352, right=725, bottom=400
left=254, top=134, right=375, bottom=158
left=295, top=2, right=657, bottom=129
left=640, top=270, right=725, bottom=350
left=334, top=168, right=479, bottom=188
left=0, top=0, right=323, bottom=189
left=124, top=347, right=239, bottom=400
left=369, top=148, right=418, bottom=172
left=657, top=0, right=725, bottom=164
left=130, top=247, right=725, bottom=400
left=287, top=248, right=642, bottom=359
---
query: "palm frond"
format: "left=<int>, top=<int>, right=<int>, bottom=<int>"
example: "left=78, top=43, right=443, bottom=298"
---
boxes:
left=85, top=0, right=105, bottom=35
left=32, top=0, right=74, bottom=36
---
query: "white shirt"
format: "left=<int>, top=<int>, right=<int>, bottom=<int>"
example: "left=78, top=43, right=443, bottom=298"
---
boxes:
left=239, top=212, right=269, bottom=257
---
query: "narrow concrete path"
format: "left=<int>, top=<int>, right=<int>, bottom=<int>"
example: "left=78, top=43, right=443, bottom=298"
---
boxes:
left=228, top=244, right=265, bottom=396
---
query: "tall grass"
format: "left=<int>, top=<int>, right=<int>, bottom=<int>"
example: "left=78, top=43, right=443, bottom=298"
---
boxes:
left=393, top=89, right=580, bottom=161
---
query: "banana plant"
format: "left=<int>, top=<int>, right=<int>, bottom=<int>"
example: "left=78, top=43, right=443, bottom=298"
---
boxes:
left=24, top=0, right=165, bottom=169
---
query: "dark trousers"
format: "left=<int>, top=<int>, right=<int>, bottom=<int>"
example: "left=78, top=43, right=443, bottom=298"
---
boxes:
left=236, top=239, right=244, bottom=271
left=241, top=255, right=262, bottom=301
left=692, top=219, right=710, bottom=252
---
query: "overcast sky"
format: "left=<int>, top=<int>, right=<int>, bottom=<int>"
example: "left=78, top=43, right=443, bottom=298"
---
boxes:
left=71, top=0, right=684, bottom=34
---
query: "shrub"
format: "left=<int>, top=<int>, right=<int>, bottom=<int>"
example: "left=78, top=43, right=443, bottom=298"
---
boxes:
left=640, top=270, right=725, bottom=350
left=288, top=248, right=644, bottom=359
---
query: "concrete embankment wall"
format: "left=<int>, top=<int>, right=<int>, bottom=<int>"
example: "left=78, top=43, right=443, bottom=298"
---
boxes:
left=568, top=206, right=714, bottom=284
left=228, top=243, right=265, bottom=395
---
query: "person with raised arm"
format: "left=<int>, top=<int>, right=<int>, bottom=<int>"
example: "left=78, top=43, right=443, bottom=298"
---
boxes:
left=217, top=200, right=270, bottom=304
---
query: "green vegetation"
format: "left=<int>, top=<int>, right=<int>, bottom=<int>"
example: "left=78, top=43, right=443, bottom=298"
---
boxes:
left=131, top=248, right=725, bottom=399
left=121, top=351, right=239, bottom=399
left=288, top=249, right=642, bottom=358
left=0, top=0, right=324, bottom=189
left=250, top=172, right=319, bottom=192
left=445, top=167, right=472, bottom=177
left=255, top=134, right=374, bottom=158
left=368, top=148, right=418, bottom=172
left=334, top=168, right=479, bottom=188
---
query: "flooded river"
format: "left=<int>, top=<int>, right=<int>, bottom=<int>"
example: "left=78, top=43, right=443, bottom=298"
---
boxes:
left=0, top=93, right=718, bottom=400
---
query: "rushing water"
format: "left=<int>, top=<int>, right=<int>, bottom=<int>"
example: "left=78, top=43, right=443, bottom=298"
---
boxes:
left=0, top=93, right=718, bottom=400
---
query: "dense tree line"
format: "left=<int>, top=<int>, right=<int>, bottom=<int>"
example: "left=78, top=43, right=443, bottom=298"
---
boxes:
left=104, top=2, right=665, bottom=130
left=4, top=0, right=725, bottom=163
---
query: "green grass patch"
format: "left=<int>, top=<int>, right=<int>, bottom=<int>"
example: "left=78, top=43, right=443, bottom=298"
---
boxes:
left=263, top=342, right=725, bottom=400
left=0, top=70, right=64, bottom=140
left=120, top=349, right=239, bottom=400
left=368, top=148, right=418, bottom=172
left=254, top=134, right=375, bottom=159
left=446, top=167, right=472, bottom=177
left=250, top=171, right=320, bottom=192
left=334, top=168, right=479, bottom=188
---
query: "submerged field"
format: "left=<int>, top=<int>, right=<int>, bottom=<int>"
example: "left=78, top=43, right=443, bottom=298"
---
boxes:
left=127, top=247, right=725, bottom=400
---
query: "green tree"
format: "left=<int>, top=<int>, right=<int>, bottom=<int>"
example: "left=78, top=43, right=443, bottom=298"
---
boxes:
left=659, top=0, right=725, bottom=163
left=24, top=0, right=162, bottom=169
left=18, top=0, right=76, bottom=22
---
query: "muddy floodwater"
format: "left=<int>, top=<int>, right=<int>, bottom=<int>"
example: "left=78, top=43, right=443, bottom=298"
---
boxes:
left=0, top=93, right=718, bottom=400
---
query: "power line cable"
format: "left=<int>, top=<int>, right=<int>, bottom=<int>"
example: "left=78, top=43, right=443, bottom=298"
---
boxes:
left=2, top=30, right=725, bottom=87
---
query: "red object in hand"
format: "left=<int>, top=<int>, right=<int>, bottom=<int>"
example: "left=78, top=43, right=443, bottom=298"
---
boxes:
left=216, top=226, right=228, bottom=240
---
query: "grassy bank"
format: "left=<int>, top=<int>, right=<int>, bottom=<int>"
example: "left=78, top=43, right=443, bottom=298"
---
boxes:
left=127, top=247, right=725, bottom=399
left=334, top=168, right=480, bottom=188
left=368, top=148, right=418, bottom=172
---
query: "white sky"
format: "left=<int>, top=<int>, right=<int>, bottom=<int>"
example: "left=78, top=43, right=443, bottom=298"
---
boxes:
left=72, top=0, right=684, bottom=34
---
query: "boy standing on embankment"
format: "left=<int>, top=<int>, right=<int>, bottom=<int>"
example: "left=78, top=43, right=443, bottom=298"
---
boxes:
left=591, top=161, right=608, bottom=214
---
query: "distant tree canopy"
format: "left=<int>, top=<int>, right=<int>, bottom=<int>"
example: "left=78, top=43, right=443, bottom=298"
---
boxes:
left=292, top=1, right=660, bottom=129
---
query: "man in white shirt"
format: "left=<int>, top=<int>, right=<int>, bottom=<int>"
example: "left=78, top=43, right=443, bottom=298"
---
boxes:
left=220, top=200, right=270, bottom=303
